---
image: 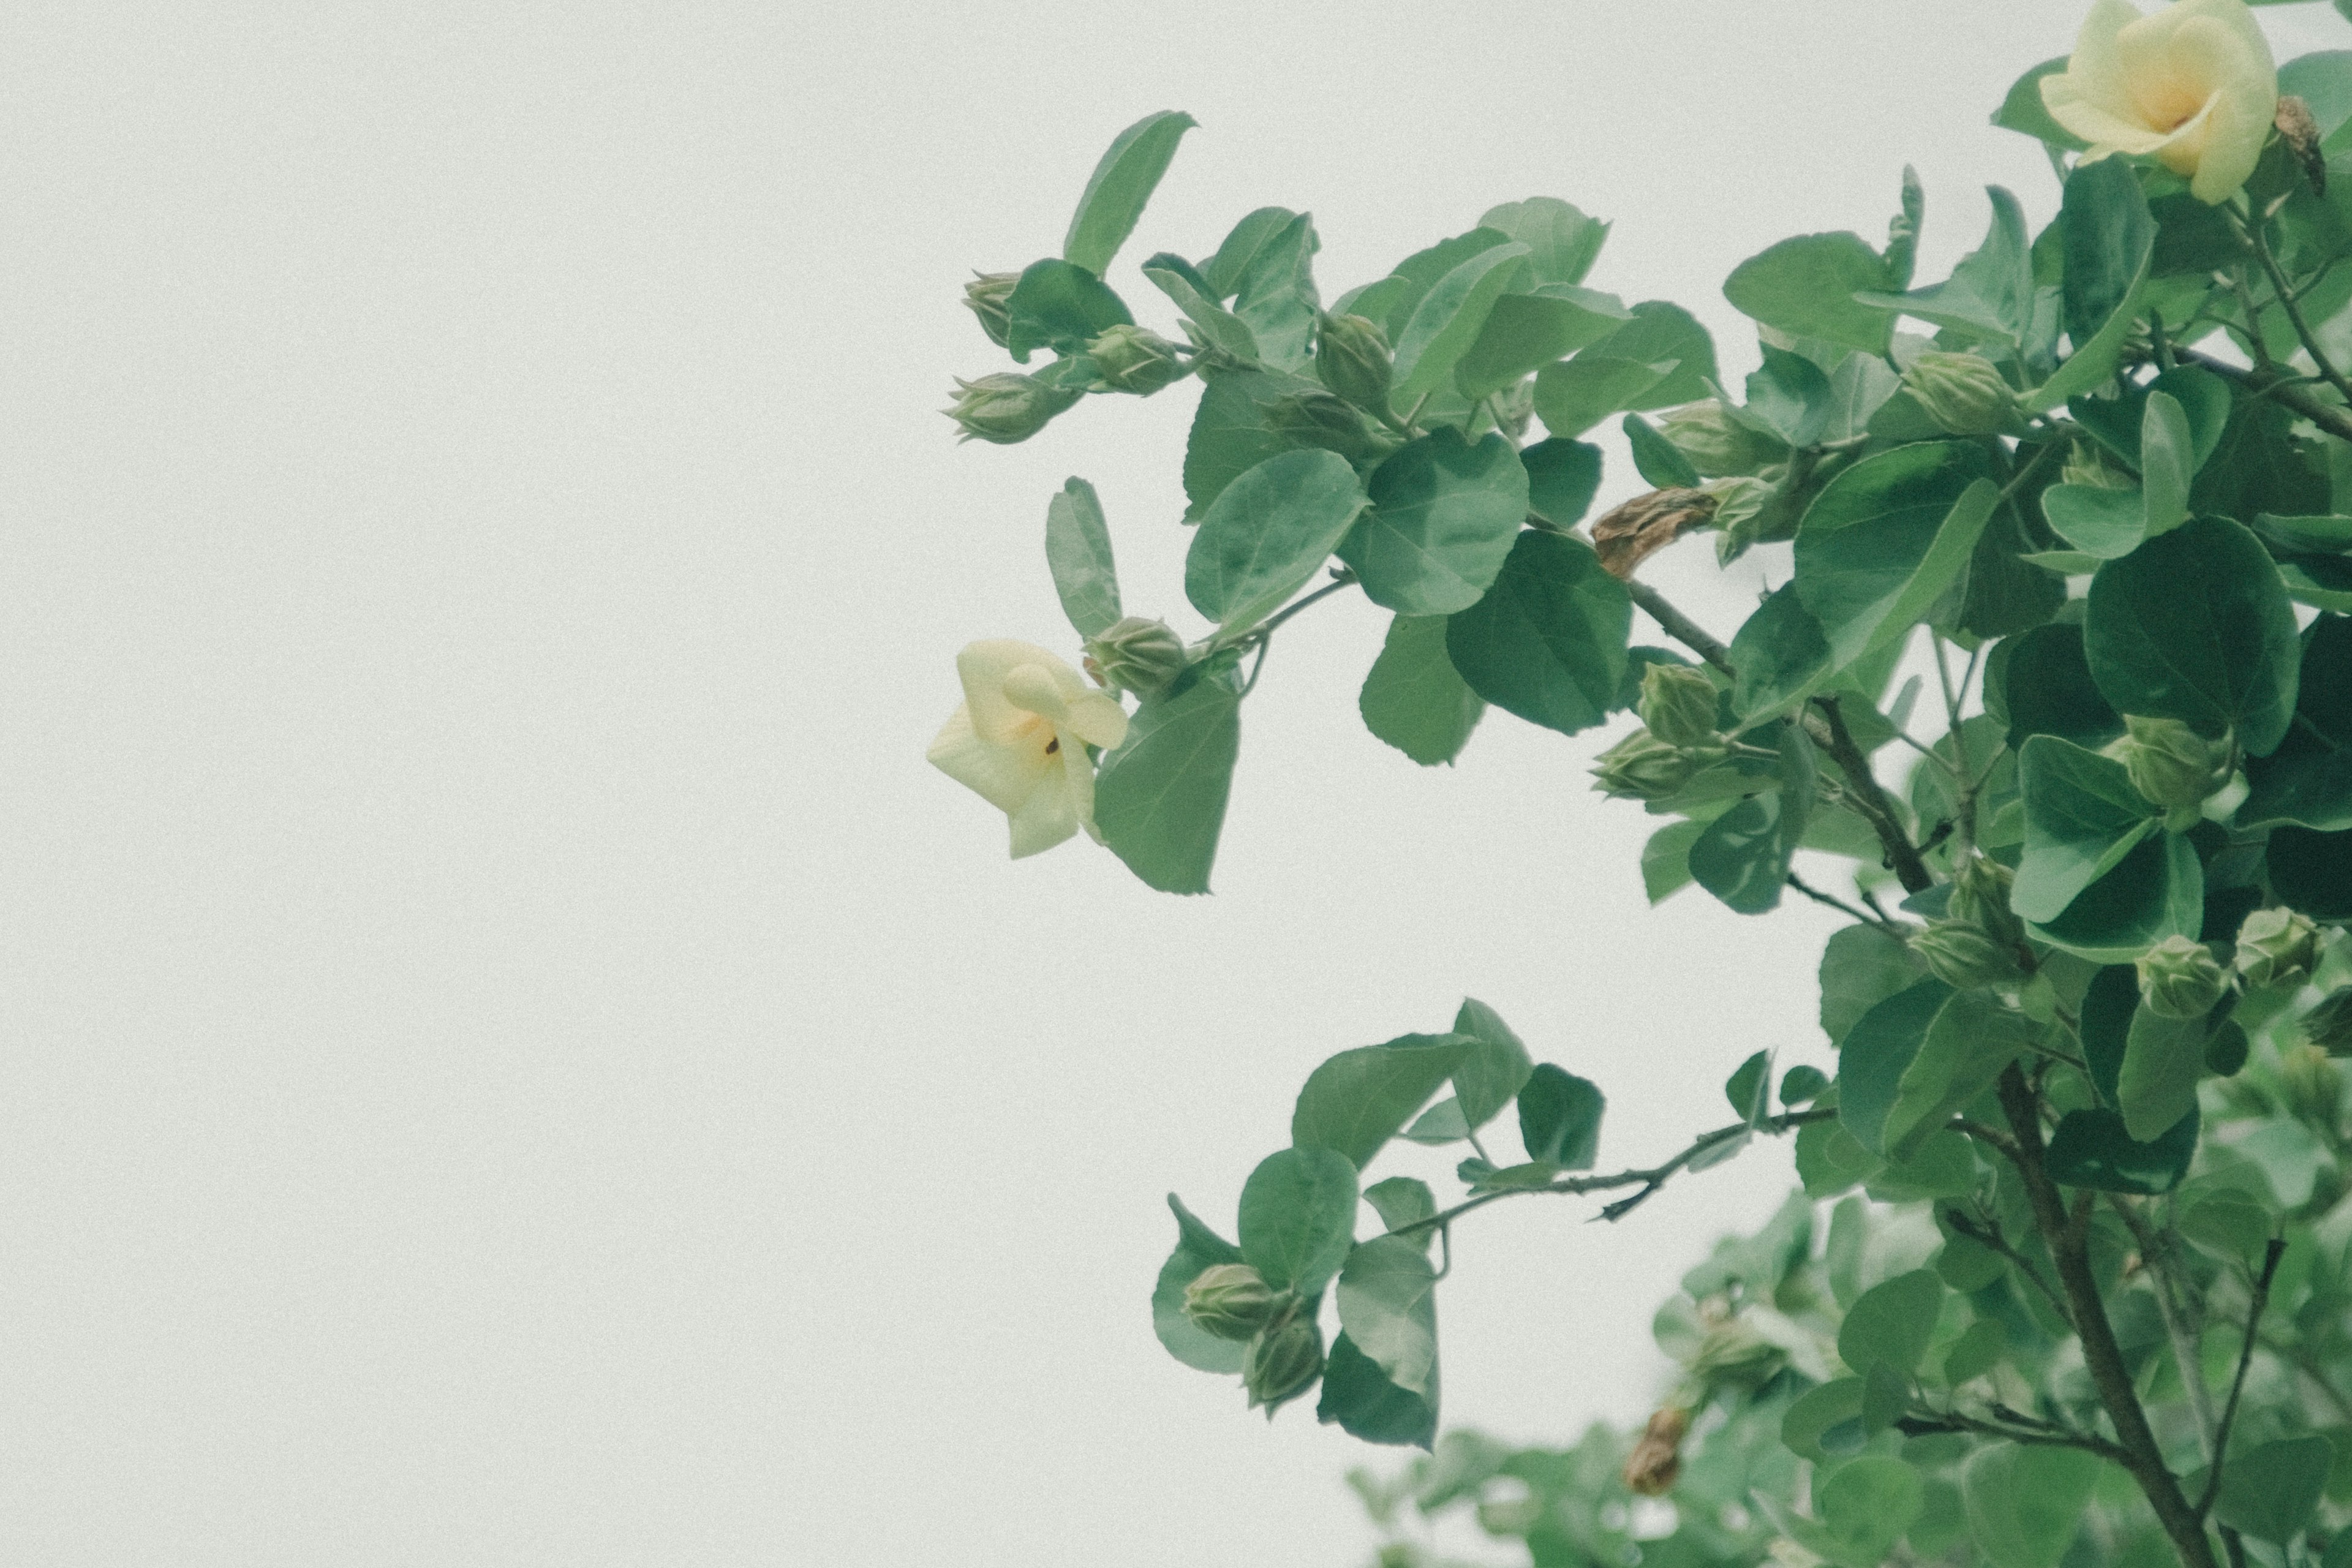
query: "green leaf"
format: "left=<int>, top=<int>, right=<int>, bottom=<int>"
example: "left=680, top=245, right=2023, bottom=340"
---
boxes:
left=1231, top=211, right=1321, bottom=371
left=1730, top=582, right=1836, bottom=721
left=1783, top=1378, right=1868, bottom=1463
left=1942, top=1316, right=2008, bottom=1384
left=2244, top=614, right=2352, bottom=829
left=1478, top=196, right=1608, bottom=285
left=1292, top=1033, right=1474, bottom=1170
left=2139, top=390, right=2196, bottom=538
left=1858, top=188, right=2032, bottom=347
left=1360, top=613, right=1484, bottom=766
left=2118, top=1003, right=2208, bottom=1143
left=1182, top=366, right=1317, bottom=520
left=2003, top=622, right=2124, bottom=753
left=1200, top=206, right=1299, bottom=299
left=2060, top=156, right=2156, bottom=357
left=1517, top=1064, right=1603, bottom=1169
left=1530, top=355, right=1673, bottom=439
left=1094, top=676, right=1242, bottom=895
left=1003, top=258, right=1133, bottom=363
left=1793, top=442, right=2002, bottom=676
left=1063, top=111, right=1196, bottom=276
left=1340, top=430, right=1529, bottom=616
left=1817, top=1457, right=1926, bottom=1567
left=1579, top=301, right=1718, bottom=407
left=1724, top=1050, right=1770, bottom=1119
left=1838, top=978, right=1950, bottom=1153
left=1392, top=243, right=1530, bottom=401
left=2032, top=825, right=2204, bottom=961
left=1837, top=1269, right=1943, bottom=1377
left=1453, top=284, right=1629, bottom=397
left=1689, top=723, right=1817, bottom=914
left=1992, top=58, right=2090, bottom=149
left=1362, top=1175, right=1436, bottom=1238
left=1640, top=816, right=1708, bottom=903
left=1236, top=1146, right=1358, bottom=1294
left=1152, top=1194, right=1246, bottom=1373
left=2045, top=1104, right=2198, bottom=1193
left=1723, top=230, right=1895, bottom=356
left=1741, top=345, right=1834, bottom=448
left=1360, top=228, right=1513, bottom=342
left=1820, top=924, right=1926, bottom=1047
left=1144, top=264, right=1257, bottom=361
left=1444, top=530, right=1630, bottom=736
left=1843, top=980, right=2034, bottom=1159
left=1185, top=448, right=1368, bottom=636
left=1885, top=165, right=1924, bottom=291
left=1961, top=1444, right=2098, bottom=1568
left=1044, top=478, right=1120, bottom=636
left=1520, top=438, right=1601, bottom=527
left=2040, top=483, right=2147, bottom=560
left=2013, top=736, right=2160, bottom=922
left=2271, top=826, right=2352, bottom=919
left=1317, top=1329, right=1436, bottom=1449
left=1623, top=413, right=1700, bottom=489
left=2084, top=516, right=2303, bottom=757
left=1450, top=999, right=1536, bottom=1129
left=2215, top=1434, right=2334, bottom=1542
left=1336, top=1236, right=1439, bottom=1398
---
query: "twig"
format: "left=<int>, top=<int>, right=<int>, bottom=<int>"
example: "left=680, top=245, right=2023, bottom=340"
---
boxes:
left=2242, top=210, right=2352, bottom=411
left=1895, top=1408, right=2127, bottom=1463
left=1808, top=695, right=1935, bottom=894
left=2197, top=1237, right=2290, bottom=1523
left=2109, top=1194, right=2218, bottom=1453
left=1942, top=1205, right=2073, bottom=1330
left=2179, top=347, right=2352, bottom=446
left=1784, top=872, right=1894, bottom=929
left=1621, top=576, right=1735, bottom=676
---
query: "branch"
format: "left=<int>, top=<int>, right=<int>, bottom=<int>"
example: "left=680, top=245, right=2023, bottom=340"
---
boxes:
left=1621, top=576, right=1735, bottom=676
left=1784, top=872, right=1899, bottom=930
left=1381, top=1107, right=1836, bottom=1240
left=2242, top=212, right=2352, bottom=412
left=2198, top=1237, right=2290, bottom=1523
left=1895, top=1408, right=2127, bottom=1464
left=1941, top=1204, right=2074, bottom=1331
left=2109, top=1194, right=2218, bottom=1453
left=2178, top=347, right=2352, bottom=445
left=1808, top=695, right=1936, bottom=894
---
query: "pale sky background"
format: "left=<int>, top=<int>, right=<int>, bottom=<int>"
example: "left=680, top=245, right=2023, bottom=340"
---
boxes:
left=4, top=3, right=2344, bottom=1565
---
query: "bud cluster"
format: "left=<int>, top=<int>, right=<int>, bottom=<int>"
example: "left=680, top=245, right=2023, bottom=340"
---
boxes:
left=943, top=372, right=1079, bottom=445
left=2136, top=935, right=2231, bottom=1020
left=1314, top=313, right=1395, bottom=417
left=1658, top=401, right=1786, bottom=477
left=962, top=271, right=1019, bottom=348
left=1182, top=1262, right=1324, bottom=1414
left=1901, top=351, right=2021, bottom=435
left=2236, top=907, right=2321, bottom=990
left=1085, top=324, right=1187, bottom=396
left=2108, top=715, right=2238, bottom=829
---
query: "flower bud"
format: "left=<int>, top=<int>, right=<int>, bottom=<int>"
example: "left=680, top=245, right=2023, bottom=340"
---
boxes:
left=1914, top=919, right=2026, bottom=990
left=1082, top=616, right=1189, bottom=698
left=1689, top=1314, right=1782, bottom=1384
left=2236, top=907, right=2321, bottom=990
left=1315, top=313, right=1395, bottom=415
left=1590, top=728, right=1701, bottom=801
left=1901, top=351, right=2020, bottom=436
left=1948, top=854, right=2027, bottom=952
left=1242, top=1316, right=1324, bottom=1412
left=2137, top=935, right=2231, bottom=1021
left=1182, top=1263, right=1283, bottom=1342
left=1637, top=663, right=1722, bottom=750
left=2307, top=987, right=2352, bottom=1058
left=2107, top=715, right=2237, bottom=821
left=2282, top=1041, right=2343, bottom=1128
left=1708, top=475, right=1779, bottom=565
left=1622, top=1406, right=1689, bottom=1496
left=962, top=271, right=1019, bottom=348
left=1659, top=401, right=1787, bottom=477
left=1264, top=388, right=1387, bottom=460
left=943, top=372, right=1079, bottom=445
left=1085, top=324, right=1187, bottom=396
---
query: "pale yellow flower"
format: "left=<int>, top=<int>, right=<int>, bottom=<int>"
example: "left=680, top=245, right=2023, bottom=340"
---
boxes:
left=2041, top=0, right=2278, bottom=205
left=929, top=639, right=1130, bottom=858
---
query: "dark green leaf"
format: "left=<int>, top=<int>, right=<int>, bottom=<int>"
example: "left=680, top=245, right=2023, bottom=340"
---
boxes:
left=1182, top=367, right=1317, bottom=521
left=2013, top=736, right=2159, bottom=923
left=1336, top=1236, right=1439, bottom=1397
left=1730, top=583, right=1836, bottom=721
left=2045, top=1104, right=2198, bottom=1193
left=1231, top=212, right=1321, bottom=371
left=1292, top=1034, right=1474, bottom=1170
left=2084, top=516, right=2303, bottom=756
left=1145, top=265, right=1257, bottom=361
left=1453, top=284, right=1629, bottom=396
left=1450, top=999, right=1536, bottom=1129
left=1820, top=924, right=1925, bottom=1046
left=1153, top=1194, right=1246, bottom=1373
left=1858, top=187, right=2032, bottom=347
left=1317, top=1330, right=1436, bottom=1449
left=2032, top=826, right=2205, bottom=961
left=1520, top=438, right=1602, bottom=527
left=1725, top=1050, right=1770, bottom=1118
left=1640, top=816, right=1708, bottom=903
left=2215, top=1434, right=2334, bottom=1542
left=1095, top=676, right=1242, bottom=895
left=1362, top=1175, right=1436, bottom=1238
left=1992, top=58, right=2090, bottom=149
left=1579, top=301, right=1718, bottom=407
left=1742, top=345, right=1834, bottom=448
left=2060, top=156, right=2157, bottom=356
left=2271, top=826, right=2352, bottom=919
left=1793, top=441, right=2002, bottom=676
left=1003, top=258, right=1133, bottom=363
left=1723, top=230, right=1895, bottom=356
left=1392, top=243, right=1530, bottom=400
left=1063, top=111, right=1196, bottom=276
left=2002, top=622, right=2124, bottom=753
left=1517, top=1064, right=1603, bottom=1169
left=1782, top=1065, right=1831, bottom=1105
left=1444, top=530, right=1630, bottom=735
left=1360, top=612, right=1485, bottom=766
left=2244, top=614, right=2352, bottom=829
left=1340, top=430, right=1529, bottom=616
left=1783, top=1378, right=1868, bottom=1463
left=1202, top=207, right=1300, bottom=299
left=1838, top=978, right=1953, bottom=1155
left=1838, top=1268, right=1944, bottom=1376
left=1185, top=448, right=1368, bottom=635
left=1236, top=1146, right=1358, bottom=1294
left=1690, top=725, right=1817, bottom=914
left=1045, top=477, right=1120, bottom=636
left=1623, top=413, right=1700, bottom=489
left=2119, top=1003, right=2208, bottom=1142
left=1530, top=355, right=1673, bottom=439
left=1478, top=197, right=1608, bottom=286
left=1962, top=1444, right=2098, bottom=1568
left=1360, top=227, right=1514, bottom=342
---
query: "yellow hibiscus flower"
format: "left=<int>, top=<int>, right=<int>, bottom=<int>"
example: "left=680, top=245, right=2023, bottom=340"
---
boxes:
left=2041, top=0, right=2278, bottom=205
left=928, top=639, right=1130, bottom=858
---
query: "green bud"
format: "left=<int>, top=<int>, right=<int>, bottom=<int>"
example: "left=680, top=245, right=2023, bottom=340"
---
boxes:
left=1265, top=388, right=1389, bottom=459
left=1689, top=1314, right=1781, bottom=1382
left=2109, top=715, right=2237, bottom=814
left=1638, top=663, right=1722, bottom=749
left=2136, top=935, right=2231, bottom=1020
left=1084, top=324, right=1187, bottom=396
left=1242, top=1315, right=1324, bottom=1412
left=942, top=372, right=1079, bottom=446
left=1708, top=475, right=1779, bottom=565
left=2307, top=987, right=2352, bottom=1057
left=1315, top=313, right=1395, bottom=415
left=962, top=271, right=1019, bottom=348
left=1948, top=854, right=2027, bottom=952
left=1913, top=919, right=2026, bottom=990
left=2282, top=1041, right=2343, bottom=1126
left=1084, top=616, right=1190, bottom=698
left=1901, top=351, right=2021, bottom=435
left=1181, top=1262, right=1283, bottom=1342
left=1658, top=401, right=1787, bottom=477
left=2235, top=906, right=2321, bottom=989
left=1590, top=728, right=1701, bottom=801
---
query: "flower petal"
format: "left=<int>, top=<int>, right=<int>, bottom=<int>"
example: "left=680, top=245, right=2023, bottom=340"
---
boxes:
left=928, top=702, right=1050, bottom=814
left=1061, top=689, right=1130, bottom=751
left=1062, top=739, right=1104, bottom=844
left=1001, top=662, right=1072, bottom=724
left=1006, top=760, right=1080, bottom=858
left=2044, top=0, right=2154, bottom=131
left=957, top=639, right=1069, bottom=744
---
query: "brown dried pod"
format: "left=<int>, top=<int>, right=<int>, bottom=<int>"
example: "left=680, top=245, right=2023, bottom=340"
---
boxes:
left=1621, top=1405, right=1691, bottom=1496
left=2278, top=95, right=2326, bottom=195
left=1590, top=488, right=1717, bottom=580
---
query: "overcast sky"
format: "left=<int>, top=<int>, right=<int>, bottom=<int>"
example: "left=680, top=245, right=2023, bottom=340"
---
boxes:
left=5, top=3, right=2346, bottom=1565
